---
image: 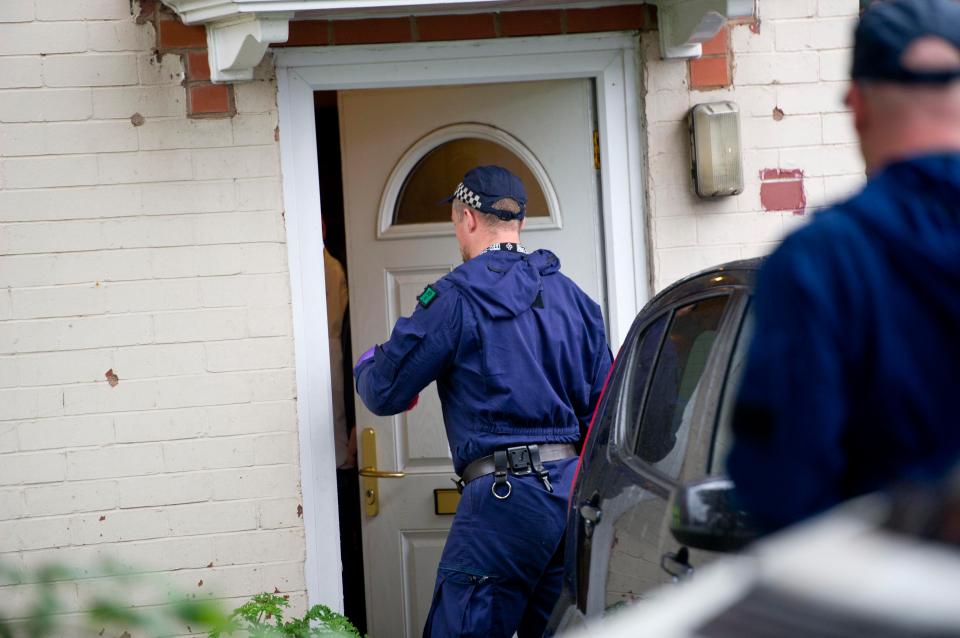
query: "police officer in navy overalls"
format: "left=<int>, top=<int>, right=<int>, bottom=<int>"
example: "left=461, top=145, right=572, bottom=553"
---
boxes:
left=353, top=165, right=612, bottom=637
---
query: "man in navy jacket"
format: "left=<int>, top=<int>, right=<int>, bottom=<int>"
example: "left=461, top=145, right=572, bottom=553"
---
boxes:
left=354, top=166, right=612, bottom=637
left=729, top=0, right=960, bottom=532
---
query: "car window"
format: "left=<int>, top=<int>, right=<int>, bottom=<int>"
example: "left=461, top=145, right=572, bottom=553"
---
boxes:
left=618, top=312, right=669, bottom=424
left=631, top=295, right=731, bottom=479
left=710, top=305, right=754, bottom=475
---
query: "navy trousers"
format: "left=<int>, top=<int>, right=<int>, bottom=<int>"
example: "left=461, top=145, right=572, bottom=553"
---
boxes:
left=423, top=457, right=577, bottom=638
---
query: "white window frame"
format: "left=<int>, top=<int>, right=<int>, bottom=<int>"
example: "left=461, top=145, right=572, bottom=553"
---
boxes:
left=273, top=31, right=649, bottom=609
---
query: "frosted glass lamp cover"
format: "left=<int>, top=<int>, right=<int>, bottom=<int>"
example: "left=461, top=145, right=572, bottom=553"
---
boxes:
left=689, top=102, right=744, bottom=198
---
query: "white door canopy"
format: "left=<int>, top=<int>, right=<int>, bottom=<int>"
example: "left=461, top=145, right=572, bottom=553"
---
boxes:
left=160, top=0, right=756, bottom=82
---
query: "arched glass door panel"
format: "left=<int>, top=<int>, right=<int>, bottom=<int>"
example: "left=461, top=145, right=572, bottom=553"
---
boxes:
left=377, top=123, right=561, bottom=239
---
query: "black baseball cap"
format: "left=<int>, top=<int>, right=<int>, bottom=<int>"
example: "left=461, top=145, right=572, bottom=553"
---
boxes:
left=443, top=165, right=527, bottom=221
left=853, top=0, right=960, bottom=84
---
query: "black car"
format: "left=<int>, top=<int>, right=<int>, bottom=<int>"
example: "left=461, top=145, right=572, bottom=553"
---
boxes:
left=547, top=258, right=761, bottom=634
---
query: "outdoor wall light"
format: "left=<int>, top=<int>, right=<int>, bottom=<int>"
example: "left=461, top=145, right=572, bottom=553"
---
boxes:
left=689, top=101, right=743, bottom=198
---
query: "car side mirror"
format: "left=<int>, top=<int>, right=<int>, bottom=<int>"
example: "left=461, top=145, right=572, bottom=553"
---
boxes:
left=669, top=477, right=759, bottom=552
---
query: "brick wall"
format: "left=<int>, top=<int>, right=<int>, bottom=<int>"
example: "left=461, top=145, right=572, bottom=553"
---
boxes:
left=646, top=0, right=867, bottom=290
left=0, top=0, right=306, bottom=625
left=142, top=0, right=237, bottom=117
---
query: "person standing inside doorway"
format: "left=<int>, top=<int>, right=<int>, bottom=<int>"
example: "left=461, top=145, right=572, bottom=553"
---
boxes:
left=323, top=220, right=366, bottom=632
left=728, top=0, right=960, bottom=532
left=324, top=221, right=354, bottom=473
left=353, top=165, right=612, bottom=637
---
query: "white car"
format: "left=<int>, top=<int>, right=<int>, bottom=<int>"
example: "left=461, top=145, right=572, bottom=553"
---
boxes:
left=562, top=476, right=960, bottom=638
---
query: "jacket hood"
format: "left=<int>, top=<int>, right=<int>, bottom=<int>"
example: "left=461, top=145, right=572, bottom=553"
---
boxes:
left=839, top=153, right=960, bottom=326
left=446, top=248, right=561, bottom=319
left=854, top=153, right=960, bottom=285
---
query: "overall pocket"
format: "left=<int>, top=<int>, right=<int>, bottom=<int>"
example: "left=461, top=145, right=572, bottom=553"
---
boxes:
left=423, top=567, right=499, bottom=638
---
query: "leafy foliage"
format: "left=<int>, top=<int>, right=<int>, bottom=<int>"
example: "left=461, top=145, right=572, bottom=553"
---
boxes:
left=0, top=561, right=360, bottom=638
left=212, top=593, right=362, bottom=638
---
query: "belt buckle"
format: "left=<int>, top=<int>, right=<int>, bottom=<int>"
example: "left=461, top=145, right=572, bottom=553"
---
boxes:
left=506, top=445, right=532, bottom=476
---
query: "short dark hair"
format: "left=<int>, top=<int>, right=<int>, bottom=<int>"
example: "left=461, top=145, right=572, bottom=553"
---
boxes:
left=453, top=198, right=523, bottom=230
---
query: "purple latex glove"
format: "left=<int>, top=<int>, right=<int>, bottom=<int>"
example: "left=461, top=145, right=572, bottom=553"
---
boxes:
left=354, top=346, right=376, bottom=375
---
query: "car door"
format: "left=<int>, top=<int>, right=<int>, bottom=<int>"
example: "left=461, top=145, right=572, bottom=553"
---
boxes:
left=571, top=272, right=752, bottom=618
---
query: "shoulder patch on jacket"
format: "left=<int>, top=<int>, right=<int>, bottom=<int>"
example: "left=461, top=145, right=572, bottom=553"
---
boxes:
left=417, top=285, right=439, bottom=308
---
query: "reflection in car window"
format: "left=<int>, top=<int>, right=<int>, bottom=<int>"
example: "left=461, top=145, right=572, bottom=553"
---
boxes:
left=710, top=306, right=754, bottom=475
left=604, top=493, right=671, bottom=610
left=632, top=296, right=730, bottom=478
left=620, top=313, right=669, bottom=426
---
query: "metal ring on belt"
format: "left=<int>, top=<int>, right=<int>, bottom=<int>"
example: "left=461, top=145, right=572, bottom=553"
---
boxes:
left=491, top=480, right=512, bottom=500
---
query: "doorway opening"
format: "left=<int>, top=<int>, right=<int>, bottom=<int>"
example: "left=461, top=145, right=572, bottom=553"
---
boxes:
left=314, top=90, right=367, bottom=635
left=275, top=32, right=646, bottom=622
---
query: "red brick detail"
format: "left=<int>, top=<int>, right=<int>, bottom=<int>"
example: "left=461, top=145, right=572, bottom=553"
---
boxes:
left=331, top=17, right=413, bottom=45
left=701, top=25, right=728, bottom=56
left=157, top=17, right=207, bottom=49
left=416, top=13, right=497, bottom=41
left=689, top=23, right=732, bottom=90
left=186, top=51, right=211, bottom=81
left=728, top=13, right=760, bottom=33
left=499, top=10, right=564, bottom=37
left=760, top=169, right=806, bottom=215
left=690, top=56, right=731, bottom=88
left=144, top=6, right=234, bottom=118
left=188, top=83, right=234, bottom=117
left=277, top=20, right=329, bottom=47
left=646, top=4, right=658, bottom=26
left=267, top=5, right=655, bottom=50
left=135, top=0, right=159, bottom=25
left=566, top=5, right=647, bottom=33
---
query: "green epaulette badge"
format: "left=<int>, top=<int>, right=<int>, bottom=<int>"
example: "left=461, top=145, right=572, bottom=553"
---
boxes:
left=417, top=285, right=438, bottom=308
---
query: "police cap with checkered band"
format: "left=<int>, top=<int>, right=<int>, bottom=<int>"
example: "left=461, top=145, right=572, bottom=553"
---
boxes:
left=443, top=165, right=527, bottom=221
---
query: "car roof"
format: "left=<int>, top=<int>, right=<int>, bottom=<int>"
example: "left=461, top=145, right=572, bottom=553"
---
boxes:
left=648, top=257, right=763, bottom=310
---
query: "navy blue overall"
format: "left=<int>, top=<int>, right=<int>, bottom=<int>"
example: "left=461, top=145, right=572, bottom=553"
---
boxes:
left=729, top=154, right=960, bottom=532
left=355, top=246, right=612, bottom=637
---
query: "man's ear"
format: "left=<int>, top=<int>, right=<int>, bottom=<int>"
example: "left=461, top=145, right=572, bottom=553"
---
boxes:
left=846, top=82, right=869, bottom=134
left=464, top=208, right=479, bottom=233
left=519, top=218, right=526, bottom=232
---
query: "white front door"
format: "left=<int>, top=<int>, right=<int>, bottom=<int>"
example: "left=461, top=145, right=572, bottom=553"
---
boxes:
left=340, top=78, right=605, bottom=637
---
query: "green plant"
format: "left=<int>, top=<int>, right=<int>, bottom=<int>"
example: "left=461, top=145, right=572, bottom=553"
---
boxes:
left=0, top=561, right=360, bottom=638
left=213, top=593, right=361, bottom=638
left=0, top=559, right=229, bottom=638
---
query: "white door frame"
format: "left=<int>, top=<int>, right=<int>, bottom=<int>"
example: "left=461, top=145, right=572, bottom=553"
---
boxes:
left=274, top=31, right=650, bottom=609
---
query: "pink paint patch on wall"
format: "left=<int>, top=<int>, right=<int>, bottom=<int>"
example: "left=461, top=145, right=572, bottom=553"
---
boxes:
left=760, top=168, right=803, bottom=181
left=760, top=169, right=806, bottom=215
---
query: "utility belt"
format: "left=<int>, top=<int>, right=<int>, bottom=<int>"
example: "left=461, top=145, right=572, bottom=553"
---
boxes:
left=455, top=443, right=578, bottom=500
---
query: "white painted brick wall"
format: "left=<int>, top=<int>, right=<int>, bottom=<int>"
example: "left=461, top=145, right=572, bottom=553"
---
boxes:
left=0, top=1, right=34, bottom=23
left=0, top=0, right=306, bottom=626
left=774, top=17, right=858, bottom=51
left=644, top=0, right=867, bottom=290
left=0, top=57, right=43, bottom=88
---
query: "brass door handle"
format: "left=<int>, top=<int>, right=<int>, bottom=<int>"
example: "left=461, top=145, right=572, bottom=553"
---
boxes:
left=358, top=467, right=406, bottom=478
left=361, top=428, right=407, bottom=517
